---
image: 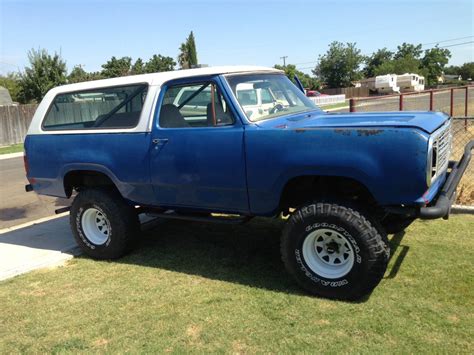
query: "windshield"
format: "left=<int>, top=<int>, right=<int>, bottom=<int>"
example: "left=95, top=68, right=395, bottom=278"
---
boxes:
left=225, top=73, right=319, bottom=122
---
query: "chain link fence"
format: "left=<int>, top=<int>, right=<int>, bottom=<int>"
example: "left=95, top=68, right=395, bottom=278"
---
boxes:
left=348, top=88, right=473, bottom=205
left=451, top=118, right=473, bottom=205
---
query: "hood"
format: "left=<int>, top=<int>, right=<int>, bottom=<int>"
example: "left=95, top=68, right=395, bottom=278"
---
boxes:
left=256, top=110, right=449, bottom=134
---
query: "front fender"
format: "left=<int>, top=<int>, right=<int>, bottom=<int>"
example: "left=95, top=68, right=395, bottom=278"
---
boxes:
left=245, top=126, right=429, bottom=215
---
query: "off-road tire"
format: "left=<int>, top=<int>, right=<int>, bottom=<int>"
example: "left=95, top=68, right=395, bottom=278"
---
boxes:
left=70, top=188, right=139, bottom=259
left=281, top=202, right=390, bottom=300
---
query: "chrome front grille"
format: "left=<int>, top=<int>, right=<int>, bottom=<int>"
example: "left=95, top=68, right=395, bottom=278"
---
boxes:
left=429, top=120, right=452, bottom=183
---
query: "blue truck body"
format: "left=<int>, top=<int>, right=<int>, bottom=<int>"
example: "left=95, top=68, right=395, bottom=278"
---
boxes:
left=24, top=77, right=449, bottom=217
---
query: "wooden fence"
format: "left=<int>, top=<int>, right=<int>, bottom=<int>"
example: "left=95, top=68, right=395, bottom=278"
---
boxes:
left=0, top=104, right=38, bottom=146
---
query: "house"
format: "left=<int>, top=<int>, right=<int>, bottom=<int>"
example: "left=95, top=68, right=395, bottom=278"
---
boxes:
left=437, top=74, right=462, bottom=83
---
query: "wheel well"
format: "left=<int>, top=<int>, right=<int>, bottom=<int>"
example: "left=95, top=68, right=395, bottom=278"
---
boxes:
left=279, top=176, right=377, bottom=212
left=63, top=170, right=117, bottom=197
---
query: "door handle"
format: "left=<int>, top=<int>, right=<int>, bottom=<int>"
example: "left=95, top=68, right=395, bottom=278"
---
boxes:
left=152, top=138, right=169, bottom=145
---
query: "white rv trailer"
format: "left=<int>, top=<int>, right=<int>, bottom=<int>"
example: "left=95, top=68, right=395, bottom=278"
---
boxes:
left=358, top=74, right=399, bottom=94
left=375, top=74, right=400, bottom=94
left=397, top=73, right=425, bottom=92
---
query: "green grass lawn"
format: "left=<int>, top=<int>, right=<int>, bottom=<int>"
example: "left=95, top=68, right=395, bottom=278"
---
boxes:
left=0, top=143, right=23, bottom=155
left=1, top=215, right=473, bottom=353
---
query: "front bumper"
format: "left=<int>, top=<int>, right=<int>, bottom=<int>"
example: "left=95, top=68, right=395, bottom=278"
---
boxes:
left=419, top=140, right=473, bottom=219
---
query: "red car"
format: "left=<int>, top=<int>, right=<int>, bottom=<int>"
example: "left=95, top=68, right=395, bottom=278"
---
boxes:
left=305, top=90, right=328, bottom=97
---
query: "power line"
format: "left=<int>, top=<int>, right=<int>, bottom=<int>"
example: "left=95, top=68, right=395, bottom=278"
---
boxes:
left=280, top=56, right=288, bottom=66
left=438, top=40, right=474, bottom=48
left=422, top=36, right=473, bottom=46
left=0, top=61, right=19, bottom=68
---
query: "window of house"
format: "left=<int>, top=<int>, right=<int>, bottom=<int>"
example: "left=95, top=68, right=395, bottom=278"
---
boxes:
left=42, top=84, right=148, bottom=130
left=159, top=82, right=235, bottom=128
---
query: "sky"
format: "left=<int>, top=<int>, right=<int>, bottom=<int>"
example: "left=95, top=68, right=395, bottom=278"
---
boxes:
left=0, top=0, right=473, bottom=76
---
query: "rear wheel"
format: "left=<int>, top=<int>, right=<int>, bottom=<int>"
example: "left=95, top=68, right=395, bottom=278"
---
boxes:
left=281, top=202, right=390, bottom=300
left=70, top=188, right=139, bottom=259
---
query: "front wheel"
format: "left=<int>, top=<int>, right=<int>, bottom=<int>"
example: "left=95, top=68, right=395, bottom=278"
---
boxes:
left=70, top=188, right=139, bottom=259
left=281, top=202, right=390, bottom=300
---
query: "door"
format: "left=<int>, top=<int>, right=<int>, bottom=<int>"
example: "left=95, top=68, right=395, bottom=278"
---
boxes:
left=150, top=78, right=249, bottom=213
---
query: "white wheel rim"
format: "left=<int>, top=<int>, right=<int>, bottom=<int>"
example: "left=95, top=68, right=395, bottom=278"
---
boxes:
left=81, top=208, right=110, bottom=245
left=302, top=228, right=355, bottom=279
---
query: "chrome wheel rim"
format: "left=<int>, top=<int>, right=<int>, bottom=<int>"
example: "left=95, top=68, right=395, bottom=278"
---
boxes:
left=81, top=208, right=110, bottom=245
left=302, top=228, right=355, bottom=279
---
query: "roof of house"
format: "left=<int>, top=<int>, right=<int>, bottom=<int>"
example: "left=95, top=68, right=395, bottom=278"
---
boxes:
left=443, top=74, right=461, bottom=79
left=47, top=66, right=282, bottom=95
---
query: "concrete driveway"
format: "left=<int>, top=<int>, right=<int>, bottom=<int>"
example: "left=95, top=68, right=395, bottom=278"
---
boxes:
left=0, top=213, right=79, bottom=281
left=0, top=154, right=76, bottom=280
left=0, top=154, right=70, bottom=229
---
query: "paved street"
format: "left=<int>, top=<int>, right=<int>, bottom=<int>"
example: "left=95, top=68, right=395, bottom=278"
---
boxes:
left=0, top=156, right=70, bottom=229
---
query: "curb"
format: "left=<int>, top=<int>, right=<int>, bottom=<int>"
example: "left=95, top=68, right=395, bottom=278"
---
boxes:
left=0, top=152, right=23, bottom=160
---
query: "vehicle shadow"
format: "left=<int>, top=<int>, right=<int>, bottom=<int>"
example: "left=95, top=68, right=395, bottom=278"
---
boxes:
left=0, top=207, right=27, bottom=221
left=115, top=217, right=378, bottom=301
left=384, top=231, right=409, bottom=279
left=0, top=215, right=76, bottom=251
left=116, top=217, right=311, bottom=297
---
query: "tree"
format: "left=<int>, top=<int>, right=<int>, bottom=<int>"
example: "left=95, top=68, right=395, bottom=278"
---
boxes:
left=68, top=65, right=102, bottom=83
left=367, top=43, right=428, bottom=78
left=421, top=46, right=451, bottom=86
left=0, top=73, right=21, bottom=102
left=459, top=62, right=474, bottom=80
left=101, top=56, right=132, bottom=78
left=394, top=43, right=423, bottom=60
left=364, top=48, right=393, bottom=77
left=68, top=65, right=89, bottom=83
left=187, top=31, right=198, bottom=67
left=131, top=58, right=145, bottom=75
left=373, top=55, right=422, bottom=76
left=19, top=48, right=67, bottom=103
left=313, top=41, right=365, bottom=88
left=144, top=55, right=176, bottom=73
left=274, top=64, right=320, bottom=89
left=443, top=65, right=461, bottom=75
left=178, top=31, right=198, bottom=69
left=443, top=63, right=474, bottom=81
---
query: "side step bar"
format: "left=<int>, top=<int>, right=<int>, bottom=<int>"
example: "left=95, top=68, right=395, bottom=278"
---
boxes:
left=55, top=206, right=71, bottom=214
left=146, top=211, right=252, bottom=225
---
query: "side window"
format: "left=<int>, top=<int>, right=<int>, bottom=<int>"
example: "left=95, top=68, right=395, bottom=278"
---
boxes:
left=260, top=88, right=274, bottom=104
left=236, top=89, right=257, bottom=105
left=42, top=84, right=148, bottom=130
left=159, top=82, right=235, bottom=128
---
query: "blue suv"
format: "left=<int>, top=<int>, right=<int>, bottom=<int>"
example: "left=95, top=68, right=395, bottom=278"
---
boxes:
left=24, top=66, right=473, bottom=300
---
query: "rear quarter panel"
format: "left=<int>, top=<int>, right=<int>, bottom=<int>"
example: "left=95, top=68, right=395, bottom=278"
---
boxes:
left=24, top=133, right=155, bottom=205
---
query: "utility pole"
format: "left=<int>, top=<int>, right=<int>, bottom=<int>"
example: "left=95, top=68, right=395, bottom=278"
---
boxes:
left=280, top=56, right=288, bottom=67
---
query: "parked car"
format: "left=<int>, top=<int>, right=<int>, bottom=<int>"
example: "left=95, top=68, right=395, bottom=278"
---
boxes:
left=24, top=66, right=473, bottom=300
left=305, top=90, right=327, bottom=97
